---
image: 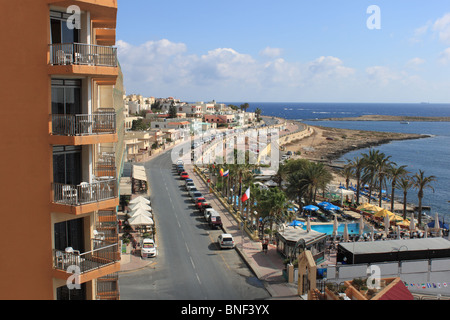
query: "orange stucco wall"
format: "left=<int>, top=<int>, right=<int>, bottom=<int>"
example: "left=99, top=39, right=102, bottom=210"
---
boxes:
left=0, top=0, right=54, bottom=299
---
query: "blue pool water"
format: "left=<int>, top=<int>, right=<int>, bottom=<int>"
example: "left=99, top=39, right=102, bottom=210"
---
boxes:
left=305, top=223, right=374, bottom=236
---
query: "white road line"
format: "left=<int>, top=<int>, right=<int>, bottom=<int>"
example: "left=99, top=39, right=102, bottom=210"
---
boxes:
left=185, top=242, right=190, bottom=253
left=190, top=256, right=196, bottom=269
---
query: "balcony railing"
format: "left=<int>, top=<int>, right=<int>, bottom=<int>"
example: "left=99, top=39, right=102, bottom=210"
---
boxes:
left=53, top=179, right=117, bottom=206
left=49, top=43, right=118, bottom=67
left=53, top=240, right=119, bottom=274
left=51, top=113, right=116, bottom=136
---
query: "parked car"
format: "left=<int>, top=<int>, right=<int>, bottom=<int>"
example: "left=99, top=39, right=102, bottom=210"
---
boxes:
left=217, top=233, right=235, bottom=249
left=196, top=201, right=210, bottom=212
left=188, top=187, right=199, bottom=198
left=199, top=203, right=213, bottom=215
left=177, top=165, right=185, bottom=174
left=204, top=208, right=216, bottom=221
left=195, top=198, right=207, bottom=209
left=140, top=238, right=157, bottom=258
left=208, top=210, right=222, bottom=229
left=185, top=179, right=195, bottom=190
left=180, top=172, right=189, bottom=180
left=192, top=193, right=203, bottom=203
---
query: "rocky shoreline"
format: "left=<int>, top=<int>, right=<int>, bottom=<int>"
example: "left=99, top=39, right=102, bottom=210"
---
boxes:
left=283, top=124, right=430, bottom=162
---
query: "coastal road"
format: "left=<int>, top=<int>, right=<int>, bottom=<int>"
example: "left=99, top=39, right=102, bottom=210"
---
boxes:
left=118, top=145, right=270, bottom=300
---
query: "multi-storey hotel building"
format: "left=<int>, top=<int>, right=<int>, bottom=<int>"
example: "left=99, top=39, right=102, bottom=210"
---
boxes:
left=0, top=0, right=125, bottom=299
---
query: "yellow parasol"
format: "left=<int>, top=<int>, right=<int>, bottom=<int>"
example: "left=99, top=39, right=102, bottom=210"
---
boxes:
left=374, top=209, right=395, bottom=218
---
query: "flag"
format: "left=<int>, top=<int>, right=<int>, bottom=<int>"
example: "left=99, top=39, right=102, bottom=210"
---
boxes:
left=241, top=187, right=250, bottom=202
left=223, top=170, right=229, bottom=177
left=220, top=168, right=224, bottom=177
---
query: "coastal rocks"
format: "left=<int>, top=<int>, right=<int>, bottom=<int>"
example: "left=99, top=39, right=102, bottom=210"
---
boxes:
left=284, top=125, right=428, bottom=162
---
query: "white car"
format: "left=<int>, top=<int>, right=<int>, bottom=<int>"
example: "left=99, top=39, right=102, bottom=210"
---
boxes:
left=217, top=234, right=235, bottom=249
left=204, top=208, right=216, bottom=221
left=140, top=238, right=157, bottom=258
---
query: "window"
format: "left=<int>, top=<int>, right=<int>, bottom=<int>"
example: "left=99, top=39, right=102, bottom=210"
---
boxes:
left=53, top=145, right=82, bottom=185
left=50, top=10, right=80, bottom=44
left=51, top=79, right=82, bottom=115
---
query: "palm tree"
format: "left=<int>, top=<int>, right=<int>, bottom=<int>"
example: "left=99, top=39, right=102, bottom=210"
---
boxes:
left=262, top=187, right=291, bottom=239
left=341, top=163, right=353, bottom=189
left=411, top=170, right=437, bottom=226
left=373, top=151, right=394, bottom=207
left=347, top=156, right=365, bottom=205
left=397, top=176, right=413, bottom=220
left=388, top=164, right=409, bottom=213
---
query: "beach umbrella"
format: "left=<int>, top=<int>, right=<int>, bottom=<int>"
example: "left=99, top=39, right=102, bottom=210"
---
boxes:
left=384, top=212, right=390, bottom=235
left=370, top=225, right=375, bottom=241
left=306, top=216, right=311, bottom=232
left=129, top=196, right=150, bottom=205
left=434, top=213, right=441, bottom=233
left=375, top=209, right=394, bottom=219
left=397, top=226, right=401, bottom=239
left=128, top=214, right=154, bottom=226
left=359, top=216, right=365, bottom=236
left=303, top=205, right=319, bottom=212
left=343, top=223, right=349, bottom=242
left=130, top=207, right=152, bottom=217
left=129, top=201, right=152, bottom=212
left=424, top=225, right=428, bottom=238
left=409, top=213, right=415, bottom=232
left=289, top=220, right=304, bottom=227
left=333, top=215, right=339, bottom=238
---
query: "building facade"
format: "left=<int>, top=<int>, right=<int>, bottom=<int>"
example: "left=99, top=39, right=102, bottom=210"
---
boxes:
left=0, top=0, right=125, bottom=300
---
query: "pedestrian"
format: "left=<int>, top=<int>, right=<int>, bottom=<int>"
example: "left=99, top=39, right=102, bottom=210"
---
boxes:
left=262, top=238, right=268, bottom=254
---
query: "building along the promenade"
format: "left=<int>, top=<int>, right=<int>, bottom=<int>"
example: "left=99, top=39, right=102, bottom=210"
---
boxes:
left=0, top=0, right=125, bottom=300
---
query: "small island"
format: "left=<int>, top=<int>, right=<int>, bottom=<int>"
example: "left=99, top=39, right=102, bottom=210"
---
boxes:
left=315, top=115, right=450, bottom=122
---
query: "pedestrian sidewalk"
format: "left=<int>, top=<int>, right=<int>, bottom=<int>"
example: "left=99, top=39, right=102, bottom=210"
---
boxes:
left=188, top=166, right=302, bottom=300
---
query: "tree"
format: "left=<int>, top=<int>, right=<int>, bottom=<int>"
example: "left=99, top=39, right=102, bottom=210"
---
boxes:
left=397, top=176, right=413, bottom=220
left=168, top=104, right=178, bottom=118
left=347, top=156, right=365, bottom=205
left=388, top=164, right=409, bottom=213
left=240, top=103, right=250, bottom=112
left=411, top=170, right=436, bottom=226
left=255, top=108, right=262, bottom=121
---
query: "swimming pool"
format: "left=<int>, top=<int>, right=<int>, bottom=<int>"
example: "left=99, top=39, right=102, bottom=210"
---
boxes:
left=306, top=223, right=374, bottom=236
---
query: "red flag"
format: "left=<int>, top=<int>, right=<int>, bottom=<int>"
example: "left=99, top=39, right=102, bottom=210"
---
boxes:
left=241, top=187, right=250, bottom=202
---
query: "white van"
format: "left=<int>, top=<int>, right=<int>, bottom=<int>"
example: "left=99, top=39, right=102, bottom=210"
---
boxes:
left=140, top=238, right=157, bottom=258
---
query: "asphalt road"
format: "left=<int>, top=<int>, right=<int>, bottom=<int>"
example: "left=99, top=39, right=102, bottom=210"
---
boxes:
left=118, top=144, right=270, bottom=300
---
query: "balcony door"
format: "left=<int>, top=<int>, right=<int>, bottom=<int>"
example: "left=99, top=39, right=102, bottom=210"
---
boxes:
left=50, top=10, right=80, bottom=44
left=53, top=146, right=82, bottom=185
left=51, top=79, right=82, bottom=115
left=54, top=217, right=85, bottom=252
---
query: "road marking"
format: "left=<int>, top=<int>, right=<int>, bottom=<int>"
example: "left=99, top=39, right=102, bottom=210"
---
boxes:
left=185, top=242, right=190, bottom=253
left=190, top=256, right=196, bottom=269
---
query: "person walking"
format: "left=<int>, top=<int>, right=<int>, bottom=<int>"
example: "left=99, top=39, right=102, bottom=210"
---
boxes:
left=262, top=238, right=268, bottom=254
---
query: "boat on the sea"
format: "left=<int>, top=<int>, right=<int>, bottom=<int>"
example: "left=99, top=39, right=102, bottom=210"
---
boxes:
left=400, top=121, right=409, bottom=124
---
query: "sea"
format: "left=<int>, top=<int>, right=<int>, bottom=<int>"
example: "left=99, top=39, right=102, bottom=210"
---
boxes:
left=224, top=102, right=450, bottom=223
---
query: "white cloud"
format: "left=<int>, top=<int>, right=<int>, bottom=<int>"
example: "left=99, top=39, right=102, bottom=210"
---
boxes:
left=433, top=13, right=450, bottom=44
left=259, top=47, right=283, bottom=59
left=406, top=57, right=426, bottom=68
left=438, top=48, right=450, bottom=65
left=365, top=66, right=404, bottom=86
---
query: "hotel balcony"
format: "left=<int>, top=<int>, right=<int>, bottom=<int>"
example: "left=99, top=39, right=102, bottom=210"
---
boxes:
left=50, top=110, right=118, bottom=145
left=51, top=179, right=119, bottom=215
left=48, top=43, right=118, bottom=79
left=52, top=240, right=120, bottom=284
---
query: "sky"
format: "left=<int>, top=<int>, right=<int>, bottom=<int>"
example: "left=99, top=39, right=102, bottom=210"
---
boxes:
left=116, top=0, right=450, bottom=103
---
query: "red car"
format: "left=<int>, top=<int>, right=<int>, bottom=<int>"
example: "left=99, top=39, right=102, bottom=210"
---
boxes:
left=180, top=172, right=189, bottom=180
left=195, top=198, right=208, bottom=209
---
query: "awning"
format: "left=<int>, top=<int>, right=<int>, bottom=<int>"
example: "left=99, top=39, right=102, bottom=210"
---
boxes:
left=132, top=165, right=147, bottom=181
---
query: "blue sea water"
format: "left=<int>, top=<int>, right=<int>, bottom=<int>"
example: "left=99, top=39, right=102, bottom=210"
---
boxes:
left=224, top=102, right=450, bottom=223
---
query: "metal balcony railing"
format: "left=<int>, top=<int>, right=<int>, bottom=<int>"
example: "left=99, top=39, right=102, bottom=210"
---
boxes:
left=51, top=113, right=116, bottom=136
left=52, top=179, right=117, bottom=206
left=49, top=43, right=118, bottom=67
left=53, top=240, right=119, bottom=274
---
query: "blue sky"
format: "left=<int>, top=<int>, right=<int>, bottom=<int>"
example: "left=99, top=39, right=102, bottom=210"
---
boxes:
left=116, top=0, right=450, bottom=103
